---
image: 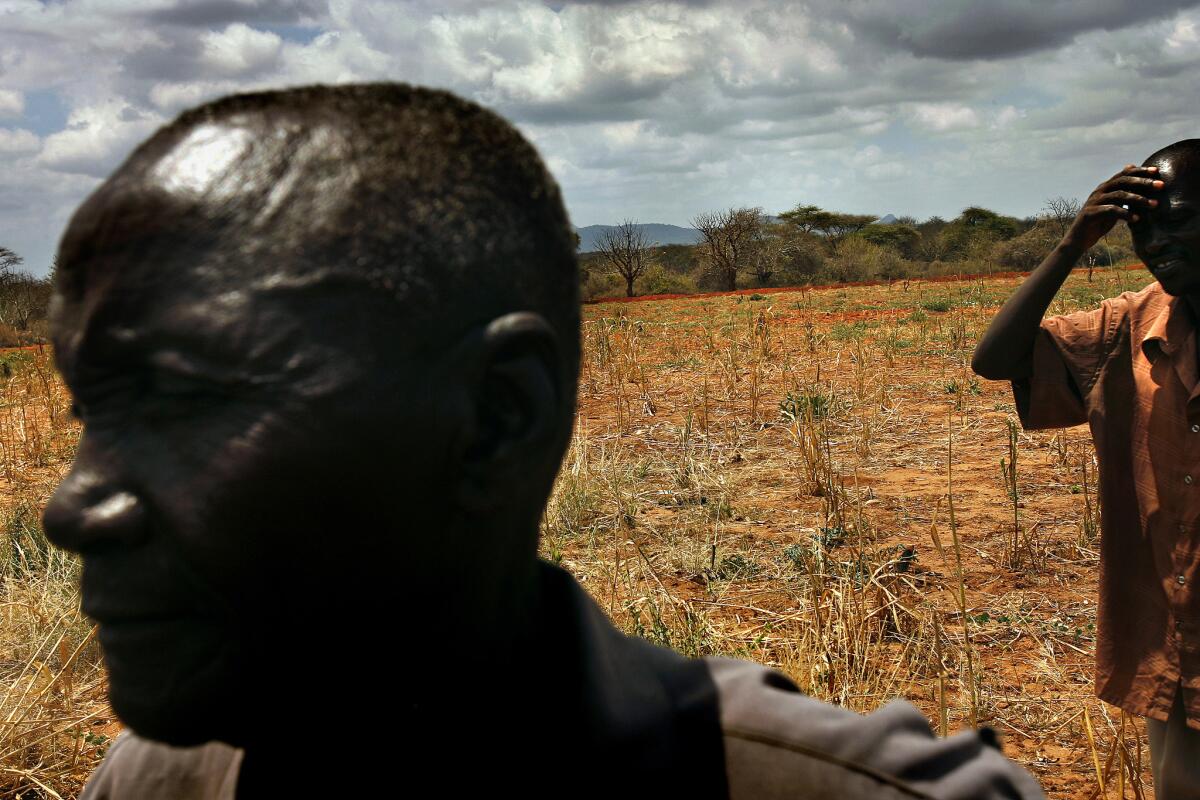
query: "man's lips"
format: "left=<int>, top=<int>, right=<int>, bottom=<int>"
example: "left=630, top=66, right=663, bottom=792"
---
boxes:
left=84, top=607, right=188, bottom=625
left=1150, top=257, right=1188, bottom=278
left=91, top=611, right=224, bottom=657
left=82, top=595, right=210, bottom=628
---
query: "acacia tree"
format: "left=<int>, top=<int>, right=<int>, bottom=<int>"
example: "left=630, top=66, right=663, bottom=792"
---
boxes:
left=1042, top=196, right=1081, bottom=239
left=821, top=212, right=877, bottom=244
left=779, top=204, right=876, bottom=247
left=692, top=207, right=762, bottom=291
left=778, top=204, right=835, bottom=235
left=1040, top=196, right=1099, bottom=276
left=0, top=246, right=21, bottom=274
left=596, top=220, right=650, bottom=297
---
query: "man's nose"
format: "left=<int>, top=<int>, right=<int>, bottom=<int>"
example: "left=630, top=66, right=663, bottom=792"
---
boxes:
left=43, top=440, right=149, bottom=553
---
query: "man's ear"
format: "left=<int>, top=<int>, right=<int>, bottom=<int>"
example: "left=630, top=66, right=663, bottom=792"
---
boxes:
left=456, top=311, right=563, bottom=511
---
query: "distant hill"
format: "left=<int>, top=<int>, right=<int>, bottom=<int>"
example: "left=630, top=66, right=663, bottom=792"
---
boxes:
left=874, top=214, right=898, bottom=224
left=576, top=223, right=702, bottom=252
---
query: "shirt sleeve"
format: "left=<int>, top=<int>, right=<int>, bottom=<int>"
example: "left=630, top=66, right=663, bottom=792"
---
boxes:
left=79, top=732, right=242, bottom=800
left=1013, top=300, right=1120, bottom=431
left=710, top=658, right=1044, bottom=799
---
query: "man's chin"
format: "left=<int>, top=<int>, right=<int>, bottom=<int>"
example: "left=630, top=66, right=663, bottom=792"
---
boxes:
left=101, top=618, right=248, bottom=747
left=1146, top=260, right=1200, bottom=297
left=1152, top=276, right=1200, bottom=297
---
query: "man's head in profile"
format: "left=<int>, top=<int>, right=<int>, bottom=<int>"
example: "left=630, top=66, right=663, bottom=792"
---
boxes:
left=42, top=84, right=581, bottom=749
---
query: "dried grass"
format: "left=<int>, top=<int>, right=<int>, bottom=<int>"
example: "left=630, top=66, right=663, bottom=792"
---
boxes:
left=551, top=267, right=1154, bottom=799
left=1, top=347, right=106, bottom=800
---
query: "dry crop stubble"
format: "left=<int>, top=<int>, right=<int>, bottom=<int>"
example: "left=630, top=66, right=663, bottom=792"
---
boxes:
left=0, top=347, right=107, bottom=800
left=553, top=266, right=1158, bottom=799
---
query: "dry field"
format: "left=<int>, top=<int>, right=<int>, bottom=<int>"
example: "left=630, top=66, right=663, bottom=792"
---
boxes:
left=551, top=266, right=1154, bottom=799
left=0, top=265, right=1159, bottom=798
left=0, top=346, right=101, bottom=799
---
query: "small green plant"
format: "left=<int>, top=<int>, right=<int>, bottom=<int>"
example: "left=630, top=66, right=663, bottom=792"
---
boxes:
left=779, top=389, right=837, bottom=422
left=783, top=542, right=809, bottom=568
left=921, top=299, right=953, bottom=313
left=78, top=731, right=111, bottom=758
left=816, top=526, right=847, bottom=548
left=0, top=350, right=33, bottom=377
left=829, top=320, right=868, bottom=340
left=710, top=553, right=760, bottom=580
left=942, top=377, right=981, bottom=395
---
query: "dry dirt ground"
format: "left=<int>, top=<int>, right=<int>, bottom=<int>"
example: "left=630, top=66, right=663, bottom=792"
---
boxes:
left=550, top=267, right=1156, bottom=800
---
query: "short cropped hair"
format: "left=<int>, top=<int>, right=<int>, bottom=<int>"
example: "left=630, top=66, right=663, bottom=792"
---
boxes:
left=59, top=83, right=581, bottom=384
left=1144, top=139, right=1200, bottom=173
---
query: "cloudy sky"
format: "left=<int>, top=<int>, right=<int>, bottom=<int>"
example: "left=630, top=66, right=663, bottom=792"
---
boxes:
left=4, top=0, right=1200, bottom=274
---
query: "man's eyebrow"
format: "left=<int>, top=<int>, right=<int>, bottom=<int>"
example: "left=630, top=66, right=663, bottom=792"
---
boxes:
left=74, top=325, right=147, bottom=366
left=77, top=326, right=225, bottom=372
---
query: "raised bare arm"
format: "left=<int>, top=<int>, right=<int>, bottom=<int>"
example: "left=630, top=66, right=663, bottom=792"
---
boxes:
left=971, top=165, right=1163, bottom=380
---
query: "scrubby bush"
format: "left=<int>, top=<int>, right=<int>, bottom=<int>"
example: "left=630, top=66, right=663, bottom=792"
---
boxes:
left=581, top=270, right=625, bottom=301
left=993, top=223, right=1059, bottom=270
left=637, top=263, right=696, bottom=296
left=774, top=237, right=827, bottom=286
left=0, top=323, right=21, bottom=348
left=857, top=224, right=920, bottom=259
left=692, top=253, right=730, bottom=292
left=824, top=237, right=900, bottom=283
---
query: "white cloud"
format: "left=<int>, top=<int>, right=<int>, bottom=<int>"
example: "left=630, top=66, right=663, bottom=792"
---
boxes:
left=1167, top=16, right=1200, bottom=48
left=39, top=100, right=162, bottom=178
left=602, top=121, right=645, bottom=146
left=992, top=105, right=1023, bottom=129
left=148, top=80, right=242, bottom=114
left=909, top=102, right=981, bottom=132
left=0, top=128, right=39, bottom=154
left=0, top=89, right=24, bottom=118
left=865, top=162, right=908, bottom=180
left=199, top=23, right=283, bottom=76
left=850, top=144, right=883, bottom=167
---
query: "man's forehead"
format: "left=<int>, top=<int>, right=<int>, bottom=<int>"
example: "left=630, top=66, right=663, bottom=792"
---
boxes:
left=58, top=112, right=354, bottom=283
left=149, top=123, right=256, bottom=200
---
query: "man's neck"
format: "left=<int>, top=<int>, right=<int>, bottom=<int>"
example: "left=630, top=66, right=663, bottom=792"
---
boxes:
left=1187, top=293, right=1200, bottom=321
left=234, top=561, right=553, bottom=793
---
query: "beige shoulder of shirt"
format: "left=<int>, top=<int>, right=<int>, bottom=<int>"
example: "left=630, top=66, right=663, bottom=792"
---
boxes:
left=79, top=732, right=242, bottom=800
left=709, top=657, right=1045, bottom=799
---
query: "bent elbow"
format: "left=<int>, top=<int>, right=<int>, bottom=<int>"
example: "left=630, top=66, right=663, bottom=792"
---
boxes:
left=970, top=350, right=994, bottom=380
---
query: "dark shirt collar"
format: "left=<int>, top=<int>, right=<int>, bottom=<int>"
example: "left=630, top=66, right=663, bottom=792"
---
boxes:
left=394, top=561, right=728, bottom=797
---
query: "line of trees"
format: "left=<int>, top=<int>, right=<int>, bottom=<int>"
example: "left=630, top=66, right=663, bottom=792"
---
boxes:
left=582, top=198, right=1133, bottom=300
